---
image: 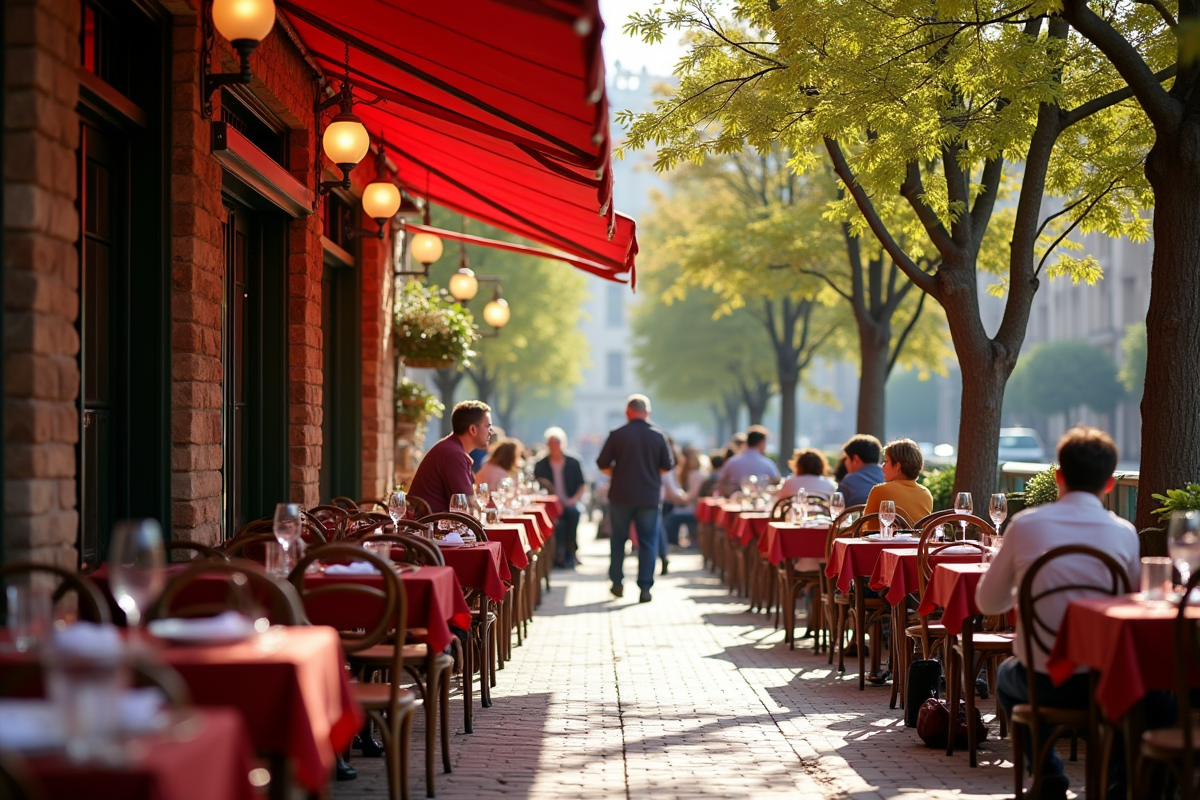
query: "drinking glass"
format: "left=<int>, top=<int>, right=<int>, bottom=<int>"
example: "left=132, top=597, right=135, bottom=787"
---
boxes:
left=829, top=492, right=845, bottom=525
left=954, top=492, right=973, bottom=540
left=879, top=500, right=896, bottom=539
left=484, top=507, right=500, bottom=526
left=793, top=489, right=808, bottom=523
left=450, top=493, right=470, bottom=516
left=273, top=503, right=302, bottom=573
left=6, top=584, right=53, bottom=652
left=989, top=493, right=1007, bottom=529
left=264, top=541, right=287, bottom=577
left=475, top=483, right=490, bottom=520
left=1141, top=556, right=1174, bottom=602
left=388, top=491, right=407, bottom=527
left=1168, top=510, right=1200, bottom=587
left=108, top=519, right=166, bottom=631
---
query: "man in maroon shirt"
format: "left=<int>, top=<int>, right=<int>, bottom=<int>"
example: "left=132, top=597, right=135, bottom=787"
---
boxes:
left=407, top=400, right=492, bottom=514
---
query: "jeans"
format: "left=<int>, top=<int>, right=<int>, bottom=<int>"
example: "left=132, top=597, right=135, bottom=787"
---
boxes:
left=608, top=503, right=660, bottom=591
left=554, top=504, right=581, bottom=566
left=664, top=510, right=696, bottom=548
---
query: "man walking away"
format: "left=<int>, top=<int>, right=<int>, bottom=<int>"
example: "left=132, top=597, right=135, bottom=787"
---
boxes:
left=596, top=394, right=675, bottom=603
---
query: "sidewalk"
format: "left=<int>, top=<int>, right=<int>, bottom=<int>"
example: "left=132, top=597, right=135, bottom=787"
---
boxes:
left=334, top=525, right=1083, bottom=798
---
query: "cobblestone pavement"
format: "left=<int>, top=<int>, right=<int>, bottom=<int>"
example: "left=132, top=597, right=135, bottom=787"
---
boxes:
left=334, top=525, right=1085, bottom=799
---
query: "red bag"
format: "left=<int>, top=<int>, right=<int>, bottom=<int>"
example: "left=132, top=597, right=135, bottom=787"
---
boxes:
left=916, top=698, right=987, bottom=748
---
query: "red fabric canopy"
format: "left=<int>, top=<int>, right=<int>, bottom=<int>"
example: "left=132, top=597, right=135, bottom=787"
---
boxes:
left=276, top=0, right=638, bottom=283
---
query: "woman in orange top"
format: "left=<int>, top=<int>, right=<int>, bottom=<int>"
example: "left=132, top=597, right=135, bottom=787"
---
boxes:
left=863, top=438, right=933, bottom=530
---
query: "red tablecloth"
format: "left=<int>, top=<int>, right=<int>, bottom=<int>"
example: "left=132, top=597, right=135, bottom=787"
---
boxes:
left=439, top=541, right=510, bottom=602
left=501, top=515, right=545, bottom=550
left=484, top=523, right=531, bottom=570
left=300, top=566, right=471, bottom=652
left=713, top=503, right=744, bottom=529
left=869, top=548, right=985, bottom=607
left=760, top=521, right=827, bottom=564
left=24, top=708, right=258, bottom=800
left=528, top=495, right=563, bottom=525
left=1046, top=596, right=1200, bottom=721
left=520, top=506, right=554, bottom=541
left=916, top=563, right=990, bottom=635
left=696, top=497, right=722, bottom=524
left=825, top=538, right=917, bottom=593
left=730, top=513, right=771, bottom=546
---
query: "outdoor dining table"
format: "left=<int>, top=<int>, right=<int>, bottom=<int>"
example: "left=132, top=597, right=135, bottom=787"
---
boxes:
left=1046, top=595, right=1200, bottom=722
left=501, top=515, right=546, bottom=550
left=915, top=562, right=991, bottom=635
left=484, top=522, right=534, bottom=659
left=18, top=707, right=259, bottom=800
left=730, top=512, right=771, bottom=547
left=869, top=548, right=986, bottom=609
left=528, top=495, right=563, bottom=526
left=436, top=541, right=510, bottom=604
left=696, top=497, right=722, bottom=524
left=483, top=523, right=531, bottom=570
left=760, top=520, right=827, bottom=564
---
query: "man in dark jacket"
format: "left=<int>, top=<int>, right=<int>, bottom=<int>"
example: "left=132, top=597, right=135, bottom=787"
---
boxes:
left=534, top=427, right=586, bottom=569
left=596, top=394, right=675, bottom=603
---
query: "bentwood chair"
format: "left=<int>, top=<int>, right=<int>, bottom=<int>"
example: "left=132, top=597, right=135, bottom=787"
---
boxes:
left=406, top=495, right=433, bottom=520
left=309, top=505, right=351, bottom=539
left=0, top=563, right=111, bottom=625
left=343, top=512, right=392, bottom=539
left=148, top=559, right=306, bottom=624
left=839, top=510, right=913, bottom=687
left=1011, top=545, right=1131, bottom=799
left=290, top=545, right=418, bottom=800
left=331, top=496, right=360, bottom=512
left=164, top=540, right=229, bottom=563
left=358, top=498, right=389, bottom=513
left=822, top=505, right=864, bottom=666
left=1139, top=569, right=1200, bottom=797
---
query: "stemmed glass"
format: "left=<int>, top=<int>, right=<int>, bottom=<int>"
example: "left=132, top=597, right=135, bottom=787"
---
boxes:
left=449, top=493, right=473, bottom=541
left=108, top=519, right=166, bottom=638
left=792, top=489, right=808, bottom=523
left=388, top=491, right=407, bottom=529
left=475, top=483, right=490, bottom=521
left=989, top=493, right=1007, bottom=549
left=829, top=492, right=845, bottom=526
left=878, top=500, right=896, bottom=539
left=273, top=503, right=302, bottom=573
left=747, top=475, right=760, bottom=509
left=954, top=492, right=973, bottom=540
left=1168, top=510, right=1200, bottom=588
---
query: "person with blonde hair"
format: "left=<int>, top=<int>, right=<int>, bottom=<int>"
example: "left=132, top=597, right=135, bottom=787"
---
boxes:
left=862, top=438, right=932, bottom=529
left=534, top=427, right=586, bottom=568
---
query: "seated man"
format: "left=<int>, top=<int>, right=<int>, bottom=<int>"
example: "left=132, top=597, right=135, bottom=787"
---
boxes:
left=837, top=434, right=885, bottom=507
left=862, top=438, right=932, bottom=530
left=716, top=425, right=780, bottom=496
left=975, top=427, right=1146, bottom=800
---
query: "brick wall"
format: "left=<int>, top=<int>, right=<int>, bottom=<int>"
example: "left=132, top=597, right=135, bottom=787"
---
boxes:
left=3, top=0, right=82, bottom=567
left=359, top=229, right=395, bottom=500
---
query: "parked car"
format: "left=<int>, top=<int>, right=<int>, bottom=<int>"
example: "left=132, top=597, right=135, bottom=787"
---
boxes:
left=998, top=427, right=1046, bottom=463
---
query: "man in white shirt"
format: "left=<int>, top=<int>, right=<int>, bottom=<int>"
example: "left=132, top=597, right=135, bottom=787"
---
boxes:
left=976, top=427, right=1139, bottom=799
left=716, top=425, right=780, bottom=496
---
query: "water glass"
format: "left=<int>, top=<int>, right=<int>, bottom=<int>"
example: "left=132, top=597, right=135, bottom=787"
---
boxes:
left=6, top=584, right=53, bottom=652
left=989, top=493, right=1007, bottom=529
left=363, top=541, right=393, bottom=562
left=828, top=492, right=845, bottom=524
left=43, top=628, right=126, bottom=763
left=1141, top=556, right=1174, bottom=601
left=264, top=541, right=288, bottom=577
left=793, top=489, right=808, bottom=522
left=878, top=500, right=896, bottom=539
left=484, top=507, right=500, bottom=526
left=108, top=519, right=166, bottom=630
left=273, top=503, right=302, bottom=562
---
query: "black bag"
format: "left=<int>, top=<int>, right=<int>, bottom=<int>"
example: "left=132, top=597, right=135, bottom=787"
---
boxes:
left=905, top=658, right=942, bottom=728
left=916, top=698, right=988, bottom=748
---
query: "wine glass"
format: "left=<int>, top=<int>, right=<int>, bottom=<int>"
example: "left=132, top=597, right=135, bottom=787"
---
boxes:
left=989, top=493, right=1007, bottom=530
left=450, top=493, right=470, bottom=516
left=954, top=492, right=973, bottom=540
left=475, top=483, right=490, bottom=521
left=273, top=503, right=302, bottom=571
left=1168, top=510, right=1200, bottom=588
left=388, top=490, right=407, bottom=528
left=793, top=489, right=808, bottom=523
left=108, top=519, right=166, bottom=633
left=829, top=492, right=845, bottom=526
left=878, top=501, right=896, bottom=539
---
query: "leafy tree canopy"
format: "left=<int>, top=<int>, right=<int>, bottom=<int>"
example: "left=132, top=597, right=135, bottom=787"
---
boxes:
left=1005, top=339, right=1125, bottom=417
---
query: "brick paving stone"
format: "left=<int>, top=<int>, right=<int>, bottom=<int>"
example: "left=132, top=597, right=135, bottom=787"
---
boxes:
left=332, top=523, right=1087, bottom=799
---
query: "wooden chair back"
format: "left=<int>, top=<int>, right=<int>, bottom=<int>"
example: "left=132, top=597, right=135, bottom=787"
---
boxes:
left=164, top=540, right=228, bottom=563
left=915, top=513, right=995, bottom=595
left=230, top=518, right=325, bottom=547
left=392, top=519, right=433, bottom=537
left=149, top=558, right=306, bottom=624
left=290, top=544, right=405, bottom=656
left=824, top=504, right=866, bottom=561
left=419, top=512, right=487, bottom=541
left=843, top=510, right=913, bottom=539
left=308, top=505, right=350, bottom=539
left=359, top=534, right=445, bottom=567
left=342, top=512, right=391, bottom=540
left=0, top=563, right=111, bottom=624
left=406, top=494, right=433, bottom=519
left=1017, top=545, right=1131, bottom=712
left=913, top=509, right=959, bottom=530
left=770, top=496, right=792, bottom=521
left=356, top=498, right=388, bottom=513
left=330, top=496, right=360, bottom=512
left=221, top=532, right=278, bottom=564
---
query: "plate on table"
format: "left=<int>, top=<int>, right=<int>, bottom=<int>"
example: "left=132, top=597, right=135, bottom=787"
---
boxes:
left=147, top=612, right=258, bottom=646
left=865, top=533, right=919, bottom=542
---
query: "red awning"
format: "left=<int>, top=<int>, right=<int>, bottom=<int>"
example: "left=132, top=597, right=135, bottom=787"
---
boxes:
left=276, top=0, right=638, bottom=283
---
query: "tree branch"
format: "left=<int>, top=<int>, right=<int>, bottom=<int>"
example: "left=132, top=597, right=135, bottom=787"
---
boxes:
left=941, top=143, right=973, bottom=248
left=969, top=154, right=1005, bottom=252
left=1060, top=0, right=1180, bottom=131
left=1033, top=176, right=1125, bottom=279
left=796, top=267, right=853, bottom=302
left=824, top=137, right=938, bottom=296
left=899, top=161, right=956, bottom=255
left=888, top=289, right=928, bottom=375
left=1061, top=64, right=1178, bottom=129
left=1134, top=0, right=1177, bottom=28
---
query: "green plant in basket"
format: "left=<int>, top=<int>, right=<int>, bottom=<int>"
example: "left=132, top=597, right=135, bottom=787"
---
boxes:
left=394, top=282, right=478, bottom=369
left=395, top=379, right=444, bottom=426
left=1023, top=465, right=1059, bottom=507
left=1151, top=483, right=1200, bottom=523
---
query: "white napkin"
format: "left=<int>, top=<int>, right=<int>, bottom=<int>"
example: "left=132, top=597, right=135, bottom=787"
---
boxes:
left=938, top=544, right=983, bottom=555
left=0, top=700, right=64, bottom=750
left=51, top=621, right=123, bottom=658
left=119, top=687, right=168, bottom=733
left=439, top=532, right=465, bottom=545
left=147, top=610, right=257, bottom=639
left=869, top=533, right=918, bottom=542
left=324, top=562, right=381, bottom=575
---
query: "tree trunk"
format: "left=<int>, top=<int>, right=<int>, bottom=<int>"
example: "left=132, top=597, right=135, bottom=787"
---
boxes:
left=433, top=368, right=464, bottom=438
left=723, top=391, right=741, bottom=445
left=856, top=321, right=890, bottom=440
left=778, top=368, right=798, bottom=472
left=1135, top=136, right=1200, bottom=531
left=952, top=348, right=1013, bottom=508
left=495, top=384, right=519, bottom=432
left=711, top=403, right=729, bottom=446
left=743, top=378, right=771, bottom=426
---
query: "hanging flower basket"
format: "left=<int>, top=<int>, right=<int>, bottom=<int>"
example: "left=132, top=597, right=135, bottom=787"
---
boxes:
left=394, top=282, right=478, bottom=369
left=395, top=379, right=445, bottom=426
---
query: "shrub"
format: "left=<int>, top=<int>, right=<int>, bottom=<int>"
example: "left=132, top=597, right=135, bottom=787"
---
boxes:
left=920, top=466, right=956, bottom=511
left=1151, top=484, right=1200, bottom=523
left=1023, top=465, right=1059, bottom=507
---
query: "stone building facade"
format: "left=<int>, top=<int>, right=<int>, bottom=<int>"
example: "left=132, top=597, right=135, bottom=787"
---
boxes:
left=3, top=0, right=397, bottom=567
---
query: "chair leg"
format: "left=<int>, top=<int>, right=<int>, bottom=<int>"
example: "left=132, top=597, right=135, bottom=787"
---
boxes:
left=1012, top=722, right=1025, bottom=798
left=424, top=668, right=438, bottom=796
left=440, top=667, right=452, bottom=774
left=461, top=636, right=473, bottom=735
left=836, top=604, right=847, bottom=673
left=945, top=644, right=959, bottom=757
